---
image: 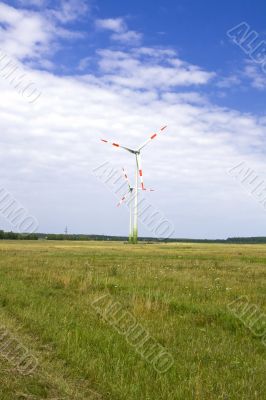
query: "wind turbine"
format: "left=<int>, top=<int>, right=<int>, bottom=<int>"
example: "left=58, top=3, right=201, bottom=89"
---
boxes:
left=117, top=168, right=154, bottom=243
left=101, top=125, right=167, bottom=244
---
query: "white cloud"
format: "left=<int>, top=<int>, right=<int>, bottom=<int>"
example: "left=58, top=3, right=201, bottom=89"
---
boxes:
left=95, top=17, right=142, bottom=45
left=0, top=1, right=87, bottom=66
left=243, top=62, right=266, bottom=90
left=216, top=75, right=241, bottom=88
left=95, top=18, right=125, bottom=33
left=0, top=2, right=52, bottom=60
left=135, top=47, right=177, bottom=58
left=111, top=30, right=142, bottom=45
left=18, top=0, right=47, bottom=6
left=50, top=0, right=90, bottom=23
left=97, top=49, right=215, bottom=90
left=218, top=61, right=266, bottom=91
left=77, top=56, right=91, bottom=71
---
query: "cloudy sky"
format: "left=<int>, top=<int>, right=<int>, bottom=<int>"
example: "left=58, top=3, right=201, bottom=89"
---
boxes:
left=0, top=0, right=266, bottom=239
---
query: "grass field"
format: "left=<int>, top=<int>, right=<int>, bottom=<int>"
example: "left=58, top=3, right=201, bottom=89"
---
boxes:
left=0, top=240, right=265, bottom=400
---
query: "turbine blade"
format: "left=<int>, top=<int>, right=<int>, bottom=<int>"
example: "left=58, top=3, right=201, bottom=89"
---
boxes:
left=138, top=125, right=167, bottom=151
left=122, top=168, right=131, bottom=190
left=117, top=191, right=130, bottom=207
left=100, top=139, right=134, bottom=153
left=137, top=154, right=145, bottom=190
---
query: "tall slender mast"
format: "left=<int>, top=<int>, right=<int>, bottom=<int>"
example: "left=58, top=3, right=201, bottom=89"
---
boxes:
left=133, top=157, right=138, bottom=244
left=129, top=190, right=133, bottom=243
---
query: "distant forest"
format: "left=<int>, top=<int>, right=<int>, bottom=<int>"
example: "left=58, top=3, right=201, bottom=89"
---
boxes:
left=1, top=230, right=266, bottom=244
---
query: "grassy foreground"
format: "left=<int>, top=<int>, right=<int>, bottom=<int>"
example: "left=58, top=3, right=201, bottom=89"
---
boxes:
left=0, top=240, right=265, bottom=399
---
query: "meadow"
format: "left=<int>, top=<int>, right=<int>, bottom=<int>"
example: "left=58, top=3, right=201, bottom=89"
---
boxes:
left=0, top=240, right=265, bottom=400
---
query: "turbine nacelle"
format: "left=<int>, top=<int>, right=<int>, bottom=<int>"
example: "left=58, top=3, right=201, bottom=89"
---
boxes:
left=127, top=149, right=139, bottom=155
left=117, top=168, right=154, bottom=207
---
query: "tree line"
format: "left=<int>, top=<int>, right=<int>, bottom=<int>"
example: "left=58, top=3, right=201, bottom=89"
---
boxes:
left=1, top=230, right=266, bottom=244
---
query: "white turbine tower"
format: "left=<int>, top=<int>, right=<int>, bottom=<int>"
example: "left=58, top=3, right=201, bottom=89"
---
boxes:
left=117, top=168, right=154, bottom=243
left=101, top=125, right=167, bottom=244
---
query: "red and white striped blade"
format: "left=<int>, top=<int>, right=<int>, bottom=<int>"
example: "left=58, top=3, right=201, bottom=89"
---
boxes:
left=101, top=139, right=120, bottom=148
left=138, top=125, right=167, bottom=151
left=117, top=191, right=130, bottom=207
left=137, top=154, right=145, bottom=190
left=122, top=168, right=131, bottom=190
left=100, top=139, right=134, bottom=153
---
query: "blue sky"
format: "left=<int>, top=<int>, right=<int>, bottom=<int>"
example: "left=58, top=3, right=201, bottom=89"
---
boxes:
left=5, top=0, right=266, bottom=113
left=0, top=0, right=266, bottom=238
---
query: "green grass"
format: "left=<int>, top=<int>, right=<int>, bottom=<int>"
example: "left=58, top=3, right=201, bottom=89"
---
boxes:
left=0, top=240, right=265, bottom=399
